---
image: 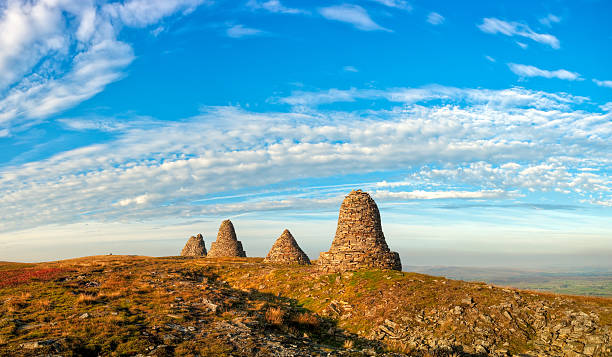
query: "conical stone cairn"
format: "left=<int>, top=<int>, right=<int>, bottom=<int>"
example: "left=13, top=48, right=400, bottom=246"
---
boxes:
left=264, top=229, right=311, bottom=265
left=207, top=219, right=246, bottom=257
left=318, top=189, right=401, bottom=272
left=181, top=233, right=207, bottom=257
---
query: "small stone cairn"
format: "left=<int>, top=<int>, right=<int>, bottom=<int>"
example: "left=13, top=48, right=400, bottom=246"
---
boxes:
left=264, top=229, right=311, bottom=265
left=207, top=219, right=247, bottom=257
left=318, top=189, right=401, bottom=272
left=180, top=233, right=207, bottom=256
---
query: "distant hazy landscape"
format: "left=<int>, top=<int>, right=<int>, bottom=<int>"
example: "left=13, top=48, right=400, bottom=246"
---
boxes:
left=406, top=266, right=612, bottom=297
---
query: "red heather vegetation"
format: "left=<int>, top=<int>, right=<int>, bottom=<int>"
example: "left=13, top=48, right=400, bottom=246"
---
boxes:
left=0, top=267, right=67, bottom=288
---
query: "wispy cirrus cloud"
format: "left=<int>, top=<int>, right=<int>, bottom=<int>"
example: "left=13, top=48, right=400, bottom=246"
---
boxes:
left=246, top=0, right=306, bottom=15
left=319, top=4, right=391, bottom=32
left=478, top=17, right=560, bottom=49
left=0, top=0, right=208, bottom=136
left=274, top=85, right=587, bottom=109
left=508, top=63, right=581, bottom=81
left=367, top=0, right=412, bottom=11
left=373, top=189, right=517, bottom=200
left=226, top=24, right=264, bottom=38
left=593, top=79, right=612, bottom=88
left=426, top=12, right=445, bottom=25
left=539, top=14, right=561, bottom=27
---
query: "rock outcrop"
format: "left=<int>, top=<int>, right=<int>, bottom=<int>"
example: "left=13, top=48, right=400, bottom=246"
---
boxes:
left=318, top=189, right=401, bottom=272
left=207, top=220, right=246, bottom=258
left=264, top=229, right=311, bottom=265
left=180, top=233, right=207, bottom=256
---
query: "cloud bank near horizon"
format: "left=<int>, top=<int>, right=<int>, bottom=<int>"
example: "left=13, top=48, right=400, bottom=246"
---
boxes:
left=1, top=85, right=611, bottom=235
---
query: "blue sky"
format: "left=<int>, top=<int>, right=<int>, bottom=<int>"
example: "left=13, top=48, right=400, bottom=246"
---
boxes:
left=1, top=0, right=611, bottom=267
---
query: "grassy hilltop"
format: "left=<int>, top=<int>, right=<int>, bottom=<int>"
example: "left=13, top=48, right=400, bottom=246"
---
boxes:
left=1, top=256, right=611, bottom=356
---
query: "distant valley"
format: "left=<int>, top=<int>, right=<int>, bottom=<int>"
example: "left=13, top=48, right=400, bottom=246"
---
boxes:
left=405, top=266, right=612, bottom=297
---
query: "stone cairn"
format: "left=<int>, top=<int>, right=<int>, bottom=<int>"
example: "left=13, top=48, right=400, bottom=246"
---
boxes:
left=318, top=189, right=401, bottom=272
left=207, top=219, right=247, bottom=258
left=180, top=233, right=207, bottom=257
left=264, top=229, right=311, bottom=265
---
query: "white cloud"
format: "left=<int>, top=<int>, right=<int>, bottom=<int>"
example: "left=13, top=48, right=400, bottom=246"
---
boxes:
left=478, top=17, right=560, bottom=49
left=485, top=55, right=495, bottom=63
left=58, top=114, right=158, bottom=132
left=0, top=0, right=208, bottom=135
left=508, top=63, right=581, bottom=81
left=367, top=0, right=412, bottom=11
left=116, top=193, right=160, bottom=206
left=593, top=79, right=612, bottom=88
left=226, top=24, right=264, bottom=38
left=275, top=85, right=587, bottom=109
left=151, top=26, right=165, bottom=36
left=373, top=189, right=515, bottom=200
left=539, top=14, right=561, bottom=27
left=342, top=65, right=359, bottom=72
left=516, top=41, right=528, bottom=49
left=415, top=161, right=610, bottom=196
left=1, top=86, right=611, bottom=233
left=319, top=4, right=390, bottom=32
left=600, top=102, right=612, bottom=112
left=246, top=0, right=305, bottom=14
left=0, top=40, right=134, bottom=127
left=102, top=0, right=206, bottom=27
left=426, top=12, right=444, bottom=25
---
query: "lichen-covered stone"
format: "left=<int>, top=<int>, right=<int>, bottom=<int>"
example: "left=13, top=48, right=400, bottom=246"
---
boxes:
left=180, top=233, right=207, bottom=256
left=318, top=189, right=401, bottom=272
left=207, top=219, right=246, bottom=257
left=264, top=229, right=310, bottom=265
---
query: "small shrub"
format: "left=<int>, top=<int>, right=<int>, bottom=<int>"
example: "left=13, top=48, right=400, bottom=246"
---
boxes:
left=343, top=339, right=354, bottom=349
left=5, top=292, right=32, bottom=312
left=265, top=307, right=284, bottom=326
left=293, top=312, right=319, bottom=328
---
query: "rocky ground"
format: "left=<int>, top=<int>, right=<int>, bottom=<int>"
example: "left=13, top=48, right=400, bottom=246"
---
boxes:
left=1, top=256, right=611, bottom=356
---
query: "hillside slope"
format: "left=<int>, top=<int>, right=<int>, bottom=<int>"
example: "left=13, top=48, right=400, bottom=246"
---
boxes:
left=0, top=256, right=610, bottom=356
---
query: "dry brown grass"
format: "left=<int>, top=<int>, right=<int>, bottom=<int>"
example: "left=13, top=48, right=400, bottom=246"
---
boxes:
left=265, top=307, right=285, bottom=326
left=343, top=339, right=354, bottom=349
left=76, top=293, right=98, bottom=304
left=293, top=312, right=319, bottom=327
left=99, top=289, right=125, bottom=299
left=5, top=298, right=26, bottom=312
left=385, top=340, right=413, bottom=354
left=36, top=298, right=51, bottom=310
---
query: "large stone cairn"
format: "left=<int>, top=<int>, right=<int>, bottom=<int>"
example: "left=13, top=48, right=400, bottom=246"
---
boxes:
left=318, top=189, right=401, bottom=272
left=264, top=229, right=311, bottom=265
left=180, top=233, right=207, bottom=256
left=207, top=219, right=247, bottom=258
